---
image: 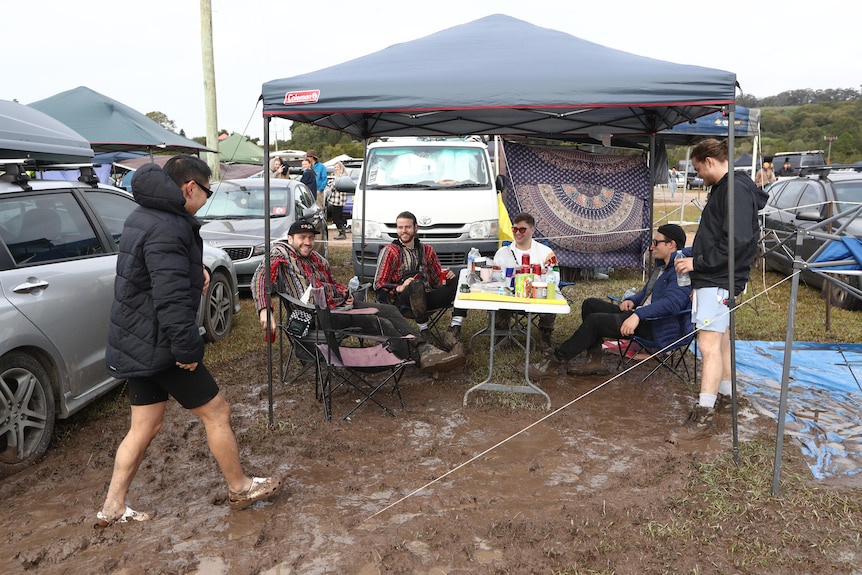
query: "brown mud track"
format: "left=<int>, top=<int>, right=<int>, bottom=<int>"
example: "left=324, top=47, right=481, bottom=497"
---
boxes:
left=1, top=344, right=857, bottom=574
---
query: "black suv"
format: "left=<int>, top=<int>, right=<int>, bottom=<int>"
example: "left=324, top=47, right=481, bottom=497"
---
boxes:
left=772, top=151, right=826, bottom=177
left=761, top=166, right=862, bottom=310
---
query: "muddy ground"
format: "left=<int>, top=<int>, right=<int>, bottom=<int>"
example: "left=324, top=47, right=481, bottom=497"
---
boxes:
left=3, top=335, right=861, bottom=575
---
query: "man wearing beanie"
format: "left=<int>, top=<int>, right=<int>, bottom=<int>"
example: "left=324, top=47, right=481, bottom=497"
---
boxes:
left=530, top=224, right=692, bottom=378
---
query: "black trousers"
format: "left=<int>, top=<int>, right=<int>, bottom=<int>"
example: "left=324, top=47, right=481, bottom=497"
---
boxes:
left=393, top=280, right=465, bottom=322
left=328, top=204, right=347, bottom=232
left=556, top=297, right=653, bottom=360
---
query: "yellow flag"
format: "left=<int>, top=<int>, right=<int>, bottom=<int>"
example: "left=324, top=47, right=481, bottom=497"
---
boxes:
left=497, top=192, right=514, bottom=247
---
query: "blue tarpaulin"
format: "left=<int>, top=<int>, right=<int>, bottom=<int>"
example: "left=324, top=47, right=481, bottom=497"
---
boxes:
left=735, top=340, right=862, bottom=480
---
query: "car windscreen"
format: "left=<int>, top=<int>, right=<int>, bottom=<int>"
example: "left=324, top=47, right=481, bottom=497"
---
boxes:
left=364, top=146, right=490, bottom=189
left=199, top=186, right=290, bottom=219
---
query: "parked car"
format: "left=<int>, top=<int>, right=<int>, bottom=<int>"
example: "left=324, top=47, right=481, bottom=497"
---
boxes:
left=0, top=160, right=240, bottom=478
left=197, top=177, right=325, bottom=289
left=760, top=166, right=862, bottom=310
left=771, top=150, right=826, bottom=178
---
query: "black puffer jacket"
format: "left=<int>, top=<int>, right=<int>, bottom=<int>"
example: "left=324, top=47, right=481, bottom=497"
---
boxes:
left=105, top=164, right=205, bottom=378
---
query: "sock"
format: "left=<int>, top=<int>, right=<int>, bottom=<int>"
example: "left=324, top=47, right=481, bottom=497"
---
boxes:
left=417, top=323, right=429, bottom=331
left=699, top=393, right=717, bottom=409
left=718, top=380, right=732, bottom=396
left=451, top=316, right=463, bottom=327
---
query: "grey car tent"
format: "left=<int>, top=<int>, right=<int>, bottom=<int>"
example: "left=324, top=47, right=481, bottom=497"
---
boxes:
left=29, top=86, right=214, bottom=155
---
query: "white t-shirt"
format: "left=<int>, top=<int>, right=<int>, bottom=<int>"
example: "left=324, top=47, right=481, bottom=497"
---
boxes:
left=493, top=240, right=555, bottom=269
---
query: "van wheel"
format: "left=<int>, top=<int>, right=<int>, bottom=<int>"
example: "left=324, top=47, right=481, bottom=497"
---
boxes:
left=0, top=353, right=55, bottom=479
left=823, top=274, right=862, bottom=311
left=203, top=270, right=234, bottom=342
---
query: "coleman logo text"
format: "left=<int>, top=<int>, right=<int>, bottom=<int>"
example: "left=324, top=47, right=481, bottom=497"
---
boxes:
left=284, top=90, right=320, bottom=105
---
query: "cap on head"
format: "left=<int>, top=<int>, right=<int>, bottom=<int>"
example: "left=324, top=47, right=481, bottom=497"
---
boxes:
left=288, top=219, right=320, bottom=236
left=656, top=223, right=686, bottom=249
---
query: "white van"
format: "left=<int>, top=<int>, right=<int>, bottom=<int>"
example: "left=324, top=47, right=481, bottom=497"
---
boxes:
left=340, top=137, right=500, bottom=279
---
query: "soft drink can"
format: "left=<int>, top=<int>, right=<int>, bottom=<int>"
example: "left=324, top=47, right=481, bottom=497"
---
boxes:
left=521, top=253, right=530, bottom=266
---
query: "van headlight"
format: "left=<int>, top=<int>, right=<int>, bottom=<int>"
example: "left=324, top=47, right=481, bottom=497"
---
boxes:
left=468, top=220, right=498, bottom=239
left=355, top=220, right=384, bottom=239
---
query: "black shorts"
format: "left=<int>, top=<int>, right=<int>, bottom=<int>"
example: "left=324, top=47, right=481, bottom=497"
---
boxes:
left=127, top=363, right=219, bottom=409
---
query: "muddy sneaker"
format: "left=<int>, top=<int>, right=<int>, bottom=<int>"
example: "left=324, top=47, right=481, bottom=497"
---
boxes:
left=229, top=476, right=283, bottom=510
left=528, top=354, right=562, bottom=380
left=715, top=393, right=732, bottom=412
left=666, top=404, right=715, bottom=444
left=441, top=325, right=461, bottom=350
left=94, top=506, right=152, bottom=528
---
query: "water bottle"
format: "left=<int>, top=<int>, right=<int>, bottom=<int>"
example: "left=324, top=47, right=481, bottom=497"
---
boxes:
left=623, top=287, right=638, bottom=300
left=348, top=275, right=360, bottom=293
left=675, top=250, right=691, bottom=286
left=467, top=247, right=480, bottom=273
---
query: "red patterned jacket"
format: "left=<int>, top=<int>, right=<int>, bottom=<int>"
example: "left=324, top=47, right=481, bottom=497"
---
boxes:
left=373, top=240, right=443, bottom=304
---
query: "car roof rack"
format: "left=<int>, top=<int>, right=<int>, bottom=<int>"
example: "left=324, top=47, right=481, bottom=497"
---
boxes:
left=1, top=158, right=102, bottom=190
left=798, top=165, right=862, bottom=179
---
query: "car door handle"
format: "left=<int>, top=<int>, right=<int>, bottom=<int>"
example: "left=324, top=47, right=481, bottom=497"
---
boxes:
left=12, top=278, right=50, bottom=294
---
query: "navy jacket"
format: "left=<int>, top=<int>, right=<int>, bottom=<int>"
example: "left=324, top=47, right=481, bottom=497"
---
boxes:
left=105, top=164, right=206, bottom=378
left=626, top=249, right=693, bottom=349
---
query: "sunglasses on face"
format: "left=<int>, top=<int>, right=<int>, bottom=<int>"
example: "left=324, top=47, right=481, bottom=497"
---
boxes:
left=187, top=180, right=213, bottom=198
left=652, top=239, right=670, bottom=246
left=512, top=226, right=529, bottom=234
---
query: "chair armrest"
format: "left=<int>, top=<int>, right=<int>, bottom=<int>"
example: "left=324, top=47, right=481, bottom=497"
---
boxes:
left=607, top=295, right=621, bottom=303
left=276, top=291, right=314, bottom=312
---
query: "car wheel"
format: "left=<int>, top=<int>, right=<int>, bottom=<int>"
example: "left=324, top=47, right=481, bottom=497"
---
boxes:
left=824, top=274, right=862, bottom=311
left=202, top=270, right=234, bottom=342
left=0, top=352, right=56, bottom=479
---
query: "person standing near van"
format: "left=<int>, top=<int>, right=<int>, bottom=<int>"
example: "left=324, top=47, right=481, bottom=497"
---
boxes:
left=754, top=161, right=775, bottom=189
left=668, top=167, right=679, bottom=199
left=327, top=161, right=349, bottom=240
left=778, top=159, right=794, bottom=177
left=300, top=158, right=317, bottom=195
left=306, top=150, right=328, bottom=206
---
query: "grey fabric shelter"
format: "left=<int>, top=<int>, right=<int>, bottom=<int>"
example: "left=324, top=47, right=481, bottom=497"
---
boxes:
left=0, top=99, right=93, bottom=162
left=28, top=86, right=214, bottom=154
left=261, top=14, right=737, bottom=139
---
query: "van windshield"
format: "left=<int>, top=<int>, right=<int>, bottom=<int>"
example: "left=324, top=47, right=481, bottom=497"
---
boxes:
left=365, top=146, right=490, bottom=189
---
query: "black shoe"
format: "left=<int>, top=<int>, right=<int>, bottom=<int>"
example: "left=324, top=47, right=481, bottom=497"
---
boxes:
left=335, top=232, right=347, bottom=240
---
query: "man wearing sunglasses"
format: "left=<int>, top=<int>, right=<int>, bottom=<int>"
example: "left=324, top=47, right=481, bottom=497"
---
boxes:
left=492, top=212, right=558, bottom=350
left=530, top=224, right=691, bottom=378
left=98, top=156, right=282, bottom=526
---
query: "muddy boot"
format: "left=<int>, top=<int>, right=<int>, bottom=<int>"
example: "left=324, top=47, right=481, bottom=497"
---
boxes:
left=407, top=281, right=428, bottom=323
left=335, top=230, right=347, bottom=240
left=666, top=404, right=716, bottom=444
left=528, top=352, right=563, bottom=380
left=537, top=329, right=554, bottom=354
left=441, top=325, right=461, bottom=350
left=567, top=350, right=609, bottom=376
left=418, top=342, right=466, bottom=372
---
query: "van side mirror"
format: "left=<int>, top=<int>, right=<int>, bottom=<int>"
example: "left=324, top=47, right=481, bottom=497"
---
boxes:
left=334, top=175, right=356, bottom=193
left=495, top=174, right=506, bottom=192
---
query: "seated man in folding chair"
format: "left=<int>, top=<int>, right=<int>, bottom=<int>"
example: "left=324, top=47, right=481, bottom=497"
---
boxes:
left=251, top=220, right=464, bottom=372
left=493, top=212, right=558, bottom=351
left=373, top=211, right=466, bottom=352
left=530, top=224, right=692, bottom=378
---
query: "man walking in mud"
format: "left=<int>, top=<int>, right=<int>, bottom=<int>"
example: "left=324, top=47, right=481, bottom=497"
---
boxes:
left=97, top=155, right=282, bottom=526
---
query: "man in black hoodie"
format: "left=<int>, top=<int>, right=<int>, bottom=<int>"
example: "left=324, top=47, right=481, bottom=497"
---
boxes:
left=669, top=139, right=768, bottom=444
left=97, top=156, right=281, bottom=526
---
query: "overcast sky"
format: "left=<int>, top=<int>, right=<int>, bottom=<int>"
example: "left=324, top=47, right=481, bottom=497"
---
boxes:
left=6, top=0, right=859, bottom=143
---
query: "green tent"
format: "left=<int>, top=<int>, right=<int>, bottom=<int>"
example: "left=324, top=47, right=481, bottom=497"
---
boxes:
left=218, top=133, right=264, bottom=165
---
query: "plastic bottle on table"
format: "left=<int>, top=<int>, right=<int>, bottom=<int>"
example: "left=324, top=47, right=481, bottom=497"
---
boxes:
left=467, top=247, right=480, bottom=273
left=675, top=250, right=691, bottom=286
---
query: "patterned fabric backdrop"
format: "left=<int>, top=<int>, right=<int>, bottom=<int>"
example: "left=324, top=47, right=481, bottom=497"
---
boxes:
left=502, top=141, right=651, bottom=269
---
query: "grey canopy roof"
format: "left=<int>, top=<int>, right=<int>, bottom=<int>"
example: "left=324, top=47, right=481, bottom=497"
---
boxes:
left=0, top=98, right=94, bottom=161
left=261, top=14, right=737, bottom=139
left=29, top=86, right=214, bottom=154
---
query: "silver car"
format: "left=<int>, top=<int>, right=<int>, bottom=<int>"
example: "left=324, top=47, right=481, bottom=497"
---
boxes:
left=0, top=173, right=240, bottom=478
left=197, top=177, right=325, bottom=288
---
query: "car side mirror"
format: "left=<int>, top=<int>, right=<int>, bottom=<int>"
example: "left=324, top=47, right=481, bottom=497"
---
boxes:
left=796, top=210, right=823, bottom=222
left=495, top=174, right=506, bottom=192
left=334, top=175, right=356, bottom=193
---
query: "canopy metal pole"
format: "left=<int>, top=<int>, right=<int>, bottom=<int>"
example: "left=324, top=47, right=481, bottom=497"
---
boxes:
left=263, top=116, right=274, bottom=426
left=358, top=137, right=369, bottom=283
left=727, top=105, right=739, bottom=466
left=772, top=232, right=804, bottom=495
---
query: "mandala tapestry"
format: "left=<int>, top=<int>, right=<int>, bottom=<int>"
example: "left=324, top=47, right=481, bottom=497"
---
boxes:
left=502, top=141, right=651, bottom=269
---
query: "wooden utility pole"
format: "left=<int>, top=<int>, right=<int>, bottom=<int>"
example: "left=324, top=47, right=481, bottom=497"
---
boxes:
left=200, top=0, right=220, bottom=180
